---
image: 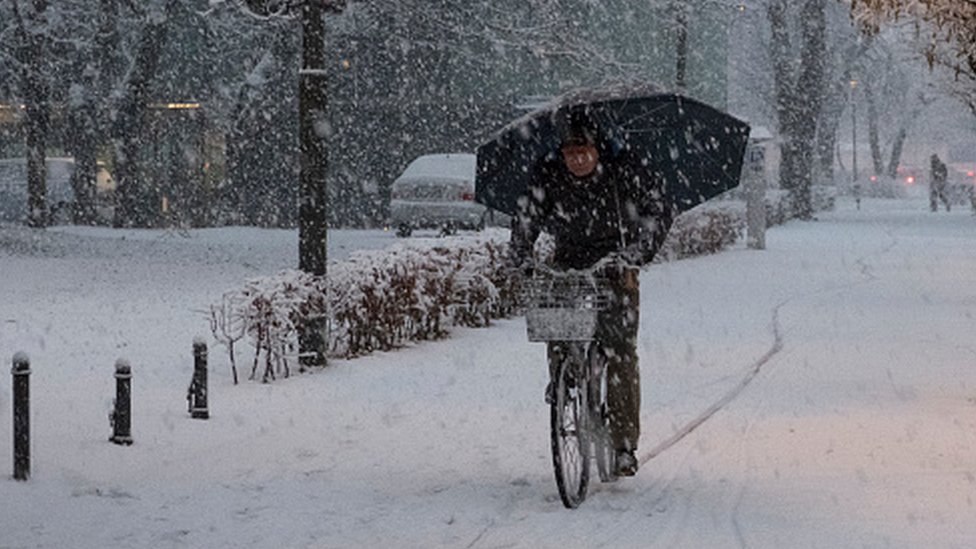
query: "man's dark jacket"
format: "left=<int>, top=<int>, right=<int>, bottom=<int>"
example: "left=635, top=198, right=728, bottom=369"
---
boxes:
left=510, top=148, right=673, bottom=270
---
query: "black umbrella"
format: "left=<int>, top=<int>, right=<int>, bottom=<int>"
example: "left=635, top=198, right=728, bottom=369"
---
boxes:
left=475, top=83, right=752, bottom=216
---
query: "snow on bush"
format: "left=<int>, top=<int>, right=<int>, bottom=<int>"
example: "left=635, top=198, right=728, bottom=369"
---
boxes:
left=210, top=270, right=327, bottom=382
left=209, top=234, right=516, bottom=380
left=658, top=206, right=744, bottom=260
left=327, top=235, right=512, bottom=358
left=210, top=209, right=745, bottom=381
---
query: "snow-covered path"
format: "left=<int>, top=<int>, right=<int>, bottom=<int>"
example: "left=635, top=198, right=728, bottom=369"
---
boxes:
left=2, top=195, right=976, bottom=548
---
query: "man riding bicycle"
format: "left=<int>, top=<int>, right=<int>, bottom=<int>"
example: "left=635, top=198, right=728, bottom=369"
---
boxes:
left=509, top=109, right=674, bottom=477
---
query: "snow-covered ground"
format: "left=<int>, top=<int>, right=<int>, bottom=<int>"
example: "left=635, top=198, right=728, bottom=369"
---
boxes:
left=2, top=193, right=976, bottom=548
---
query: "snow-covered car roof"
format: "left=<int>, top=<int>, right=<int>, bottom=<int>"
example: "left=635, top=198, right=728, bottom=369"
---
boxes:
left=396, top=153, right=476, bottom=183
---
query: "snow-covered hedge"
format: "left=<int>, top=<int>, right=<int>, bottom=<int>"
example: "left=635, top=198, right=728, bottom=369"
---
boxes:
left=209, top=235, right=518, bottom=381
left=209, top=208, right=745, bottom=382
left=657, top=206, right=744, bottom=261
left=326, top=237, right=516, bottom=358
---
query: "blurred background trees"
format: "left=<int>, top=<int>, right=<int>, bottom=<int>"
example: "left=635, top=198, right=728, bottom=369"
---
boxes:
left=0, top=0, right=973, bottom=229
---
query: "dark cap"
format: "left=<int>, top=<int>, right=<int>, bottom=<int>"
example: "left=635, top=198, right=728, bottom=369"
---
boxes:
left=557, top=108, right=599, bottom=146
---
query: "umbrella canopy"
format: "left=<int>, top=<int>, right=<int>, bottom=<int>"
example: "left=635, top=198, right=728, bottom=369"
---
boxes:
left=476, top=83, right=751, bottom=216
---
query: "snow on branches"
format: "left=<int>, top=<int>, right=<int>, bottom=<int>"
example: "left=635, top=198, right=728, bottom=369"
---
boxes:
left=851, top=0, right=976, bottom=62
left=210, top=269, right=327, bottom=383
left=850, top=0, right=976, bottom=114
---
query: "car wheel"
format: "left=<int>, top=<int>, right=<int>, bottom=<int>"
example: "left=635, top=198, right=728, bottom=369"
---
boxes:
left=396, top=224, right=413, bottom=238
left=439, top=221, right=458, bottom=237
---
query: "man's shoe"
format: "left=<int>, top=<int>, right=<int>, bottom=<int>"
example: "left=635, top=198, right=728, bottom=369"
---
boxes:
left=616, top=449, right=638, bottom=477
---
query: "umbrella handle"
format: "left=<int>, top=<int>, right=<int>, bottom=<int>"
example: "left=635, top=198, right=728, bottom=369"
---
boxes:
left=611, top=172, right=627, bottom=250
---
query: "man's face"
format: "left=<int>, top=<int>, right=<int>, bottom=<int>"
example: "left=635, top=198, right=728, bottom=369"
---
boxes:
left=561, top=142, right=599, bottom=178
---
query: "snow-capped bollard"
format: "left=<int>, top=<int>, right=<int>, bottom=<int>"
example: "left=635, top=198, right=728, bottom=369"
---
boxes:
left=12, top=352, right=30, bottom=481
left=187, top=338, right=209, bottom=419
left=109, top=359, right=133, bottom=445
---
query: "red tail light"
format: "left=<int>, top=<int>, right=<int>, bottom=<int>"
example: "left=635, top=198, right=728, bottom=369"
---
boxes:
left=869, top=175, right=877, bottom=182
left=968, top=171, right=975, bottom=177
left=460, top=191, right=474, bottom=201
left=906, top=176, right=915, bottom=184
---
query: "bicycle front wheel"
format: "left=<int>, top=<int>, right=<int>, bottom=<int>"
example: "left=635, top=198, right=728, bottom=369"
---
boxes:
left=588, top=343, right=617, bottom=483
left=551, top=348, right=589, bottom=508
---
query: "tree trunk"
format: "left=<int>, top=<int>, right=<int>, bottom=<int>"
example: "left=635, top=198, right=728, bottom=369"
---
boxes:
left=885, top=94, right=932, bottom=178
left=864, top=78, right=883, bottom=176
left=68, top=98, right=98, bottom=224
left=16, top=0, right=50, bottom=228
left=816, top=93, right=843, bottom=184
left=297, top=1, right=329, bottom=366
left=768, top=0, right=827, bottom=219
left=816, top=68, right=848, bottom=186
left=885, top=127, right=907, bottom=179
left=67, top=64, right=99, bottom=225
left=298, top=3, right=328, bottom=275
left=768, top=0, right=795, bottom=190
left=113, top=5, right=171, bottom=228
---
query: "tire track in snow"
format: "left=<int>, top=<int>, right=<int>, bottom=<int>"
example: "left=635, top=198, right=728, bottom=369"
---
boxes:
left=622, top=219, right=900, bottom=549
left=638, top=222, right=899, bottom=467
left=638, top=303, right=785, bottom=466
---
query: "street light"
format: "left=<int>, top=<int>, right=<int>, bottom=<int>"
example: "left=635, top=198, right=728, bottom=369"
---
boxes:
left=850, top=79, right=858, bottom=175
left=850, top=78, right=859, bottom=208
left=242, top=0, right=347, bottom=367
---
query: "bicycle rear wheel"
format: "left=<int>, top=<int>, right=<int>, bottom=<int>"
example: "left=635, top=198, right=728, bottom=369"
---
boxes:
left=588, top=343, right=617, bottom=483
left=550, top=347, right=589, bottom=508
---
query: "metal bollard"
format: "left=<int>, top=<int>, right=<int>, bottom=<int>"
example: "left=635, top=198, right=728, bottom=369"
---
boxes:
left=187, top=338, right=209, bottom=419
left=109, top=359, right=133, bottom=445
left=12, top=352, right=30, bottom=481
left=744, top=142, right=767, bottom=250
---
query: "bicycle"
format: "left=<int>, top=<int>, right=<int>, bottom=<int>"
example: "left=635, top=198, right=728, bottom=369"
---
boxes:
left=523, top=265, right=619, bottom=508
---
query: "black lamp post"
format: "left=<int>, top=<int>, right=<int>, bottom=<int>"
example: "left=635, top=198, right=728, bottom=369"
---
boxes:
left=244, top=0, right=347, bottom=367
left=850, top=78, right=858, bottom=184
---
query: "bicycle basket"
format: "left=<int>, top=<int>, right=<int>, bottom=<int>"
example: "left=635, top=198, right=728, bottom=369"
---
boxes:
left=523, top=273, right=612, bottom=342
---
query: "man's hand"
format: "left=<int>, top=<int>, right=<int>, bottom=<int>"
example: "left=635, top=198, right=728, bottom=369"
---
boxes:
left=617, top=243, right=650, bottom=267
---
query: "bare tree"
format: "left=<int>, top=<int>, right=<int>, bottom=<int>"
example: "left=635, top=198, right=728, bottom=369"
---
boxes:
left=9, top=0, right=50, bottom=227
left=768, top=0, right=828, bottom=218
left=112, top=1, right=175, bottom=227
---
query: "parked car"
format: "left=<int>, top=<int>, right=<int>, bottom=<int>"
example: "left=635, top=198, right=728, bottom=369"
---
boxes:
left=0, top=157, right=76, bottom=224
left=389, top=153, right=509, bottom=237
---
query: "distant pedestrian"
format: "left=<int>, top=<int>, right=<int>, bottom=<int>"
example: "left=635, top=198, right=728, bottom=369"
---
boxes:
left=930, top=154, right=950, bottom=212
